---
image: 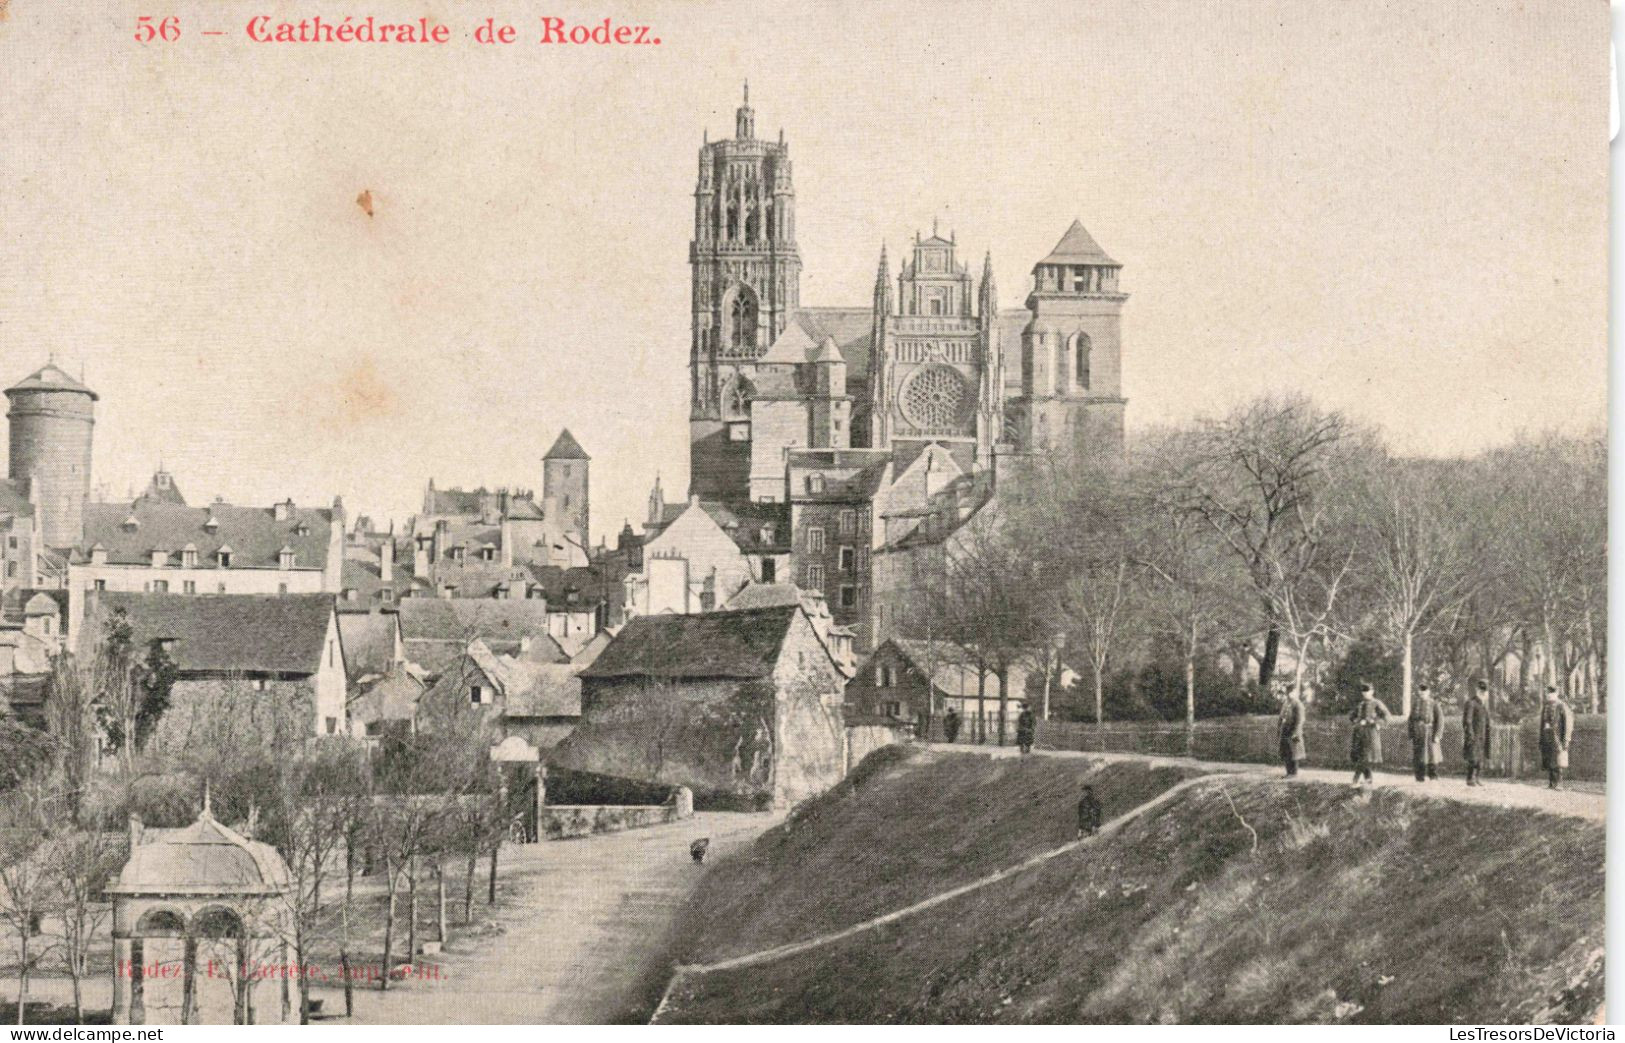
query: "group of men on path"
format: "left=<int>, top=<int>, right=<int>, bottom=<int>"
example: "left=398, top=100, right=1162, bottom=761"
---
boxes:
left=1277, top=679, right=1576, bottom=790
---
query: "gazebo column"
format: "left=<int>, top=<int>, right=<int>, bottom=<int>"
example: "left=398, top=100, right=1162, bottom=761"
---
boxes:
left=180, top=937, right=196, bottom=1025
left=110, top=937, right=131, bottom=1025
left=129, top=938, right=146, bottom=1025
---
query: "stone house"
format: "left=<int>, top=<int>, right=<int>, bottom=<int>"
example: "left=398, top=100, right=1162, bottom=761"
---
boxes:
left=417, top=639, right=581, bottom=753
left=97, top=592, right=349, bottom=741
left=848, top=636, right=1029, bottom=738
left=551, top=604, right=846, bottom=809
left=67, top=496, right=346, bottom=642
left=395, top=597, right=565, bottom=678
left=623, top=496, right=790, bottom=616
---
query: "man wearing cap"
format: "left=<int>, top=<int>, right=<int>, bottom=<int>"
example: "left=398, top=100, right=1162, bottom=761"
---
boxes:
left=1462, top=679, right=1491, bottom=786
left=1276, top=679, right=1307, bottom=778
left=1348, top=682, right=1394, bottom=786
left=1407, top=682, right=1445, bottom=782
left=1538, top=684, right=1574, bottom=790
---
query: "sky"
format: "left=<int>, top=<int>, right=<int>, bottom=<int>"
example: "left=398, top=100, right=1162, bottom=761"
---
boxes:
left=0, top=0, right=1608, bottom=541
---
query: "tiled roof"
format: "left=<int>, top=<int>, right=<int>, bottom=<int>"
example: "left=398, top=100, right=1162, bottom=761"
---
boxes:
left=6, top=363, right=97, bottom=400
left=696, top=500, right=792, bottom=554
left=340, top=554, right=427, bottom=607
left=788, top=308, right=874, bottom=378
left=336, top=612, right=398, bottom=682
left=569, top=629, right=613, bottom=667
left=580, top=605, right=799, bottom=681
left=396, top=598, right=560, bottom=655
left=526, top=564, right=609, bottom=609
left=97, top=592, right=335, bottom=676
left=420, top=559, right=532, bottom=599
left=1037, top=219, right=1117, bottom=267
left=349, top=667, right=424, bottom=724
left=544, top=428, right=591, bottom=460
left=886, top=638, right=1030, bottom=700
left=79, top=501, right=335, bottom=569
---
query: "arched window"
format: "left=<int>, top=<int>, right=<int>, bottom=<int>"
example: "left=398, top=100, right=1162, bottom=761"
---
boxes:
left=1074, top=333, right=1091, bottom=390
left=726, top=203, right=739, bottom=240
left=729, top=291, right=758, bottom=354
left=745, top=204, right=759, bottom=243
left=723, top=376, right=752, bottom=421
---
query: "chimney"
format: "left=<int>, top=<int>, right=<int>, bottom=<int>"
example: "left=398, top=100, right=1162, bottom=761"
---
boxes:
left=414, top=535, right=430, bottom=579
left=433, top=519, right=449, bottom=563
left=128, top=814, right=144, bottom=848
left=500, top=518, right=513, bottom=567
left=380, top=538, right=394, bottom=582
left=273, top=498, right=294, bottom=522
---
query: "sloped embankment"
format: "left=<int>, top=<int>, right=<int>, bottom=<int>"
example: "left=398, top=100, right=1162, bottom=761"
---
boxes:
left=662, top=746, right=1205, bottom=965
left=657, top=755, right=1603, bottom=1024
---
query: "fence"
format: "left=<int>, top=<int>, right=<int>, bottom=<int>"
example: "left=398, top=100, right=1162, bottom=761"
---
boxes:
left=949, top=714, right=1608, bottom=782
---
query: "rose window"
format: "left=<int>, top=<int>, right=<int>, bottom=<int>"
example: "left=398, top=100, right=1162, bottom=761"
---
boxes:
left=900, top=365, right=970, bottom=430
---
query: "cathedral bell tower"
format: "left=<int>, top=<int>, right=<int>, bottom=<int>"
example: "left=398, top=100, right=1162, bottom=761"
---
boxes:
left=1016, top=220, right=1127, bottom=460
left=688, top=83, right=802, bottom=501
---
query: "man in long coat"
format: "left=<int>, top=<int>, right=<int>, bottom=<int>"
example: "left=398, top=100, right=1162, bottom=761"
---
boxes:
left=1077, top=785, right=1103, bottom=838
left=1349, top=683, right=1394, bottom=786
left=1408, top=682, right=1445, bottom=782
left=1462, top=679, right=1491, bottom=787
left=1015, top=704, right=1037, bottom=755
left=1538, top=685, right=1574, bottom=790
left=943, top=706, right=961, bottom=744
left=1277, top=681, right=1307, bottom=777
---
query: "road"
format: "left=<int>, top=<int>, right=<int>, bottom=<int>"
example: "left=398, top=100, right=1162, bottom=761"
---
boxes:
left=319, top=811, right=777, bottom=1025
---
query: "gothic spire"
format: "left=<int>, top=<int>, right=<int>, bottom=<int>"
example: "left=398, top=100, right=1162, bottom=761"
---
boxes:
left=736, top=80, right=755, bottom=139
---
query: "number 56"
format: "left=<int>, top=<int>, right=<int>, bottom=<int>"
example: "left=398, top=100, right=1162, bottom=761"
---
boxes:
left=134, top=16, right=180, bottom=42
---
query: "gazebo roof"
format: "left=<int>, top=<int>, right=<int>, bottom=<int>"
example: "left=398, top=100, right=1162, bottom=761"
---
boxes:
left=106, top=803, right=290, bottom=897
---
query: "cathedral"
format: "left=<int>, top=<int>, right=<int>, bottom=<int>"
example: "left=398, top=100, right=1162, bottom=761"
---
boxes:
left=687, top=86, right=1127, bottom=503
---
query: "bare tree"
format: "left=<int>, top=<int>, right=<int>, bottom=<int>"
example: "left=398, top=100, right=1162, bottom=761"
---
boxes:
left=1354, top=457, right=1487, bottom=714
left=1175, top=396, right=1353, bottom=694
left=1131, top=433, right=1256, bottom=733
left=45, top=827, right=126, bottom=1022
left=0, top=773, right=57, bottom=1025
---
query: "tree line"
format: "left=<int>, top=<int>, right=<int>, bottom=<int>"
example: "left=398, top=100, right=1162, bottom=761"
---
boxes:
left=909, top=395, right=1604, bottom=741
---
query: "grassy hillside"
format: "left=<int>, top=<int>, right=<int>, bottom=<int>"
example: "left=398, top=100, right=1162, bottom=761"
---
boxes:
left=666, top=747, right=1205, bottom=963
left=657, top=761, right=1603, bottom=1024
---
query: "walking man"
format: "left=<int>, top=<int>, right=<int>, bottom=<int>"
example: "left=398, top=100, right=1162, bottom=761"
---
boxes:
left=1349, top=682, right=1394, bottom=787
left=1277, top=680, right=1306, bottom=777
left=943, top=706, right=961, bottom=745
left=1539, top=684, right=1574, bottom=790
left=1462, top=679, right=1491, bottom=787
left=1408, top=682, right=1445, bottom=782
left=1077, top=784, right=1103, bottom=838
left=1016, top=703, right=1037, bottom=755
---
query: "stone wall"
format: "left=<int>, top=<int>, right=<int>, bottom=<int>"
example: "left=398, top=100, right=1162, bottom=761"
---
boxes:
left=770, top=611, right=849, bottom=806
left=539, top=789, right=693, bottom=841
left=846, top=720, right=911, bottom=770
left=549, top=676, right=780, bottom=809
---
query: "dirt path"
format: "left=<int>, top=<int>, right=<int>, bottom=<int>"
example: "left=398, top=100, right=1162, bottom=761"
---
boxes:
left=954, top=744, right=1607, bottom=821
left=320, top=812, right=776, bottom=1025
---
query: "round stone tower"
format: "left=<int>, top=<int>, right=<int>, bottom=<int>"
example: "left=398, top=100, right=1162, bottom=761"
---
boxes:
left=6, top=362, right=96, bottom=549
